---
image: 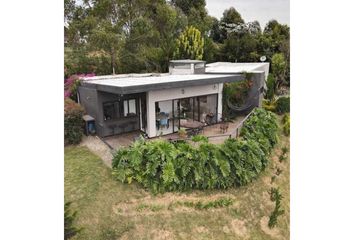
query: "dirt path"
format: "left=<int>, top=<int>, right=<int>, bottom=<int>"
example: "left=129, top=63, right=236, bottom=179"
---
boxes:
left=80, top=136, right=113, bottom=167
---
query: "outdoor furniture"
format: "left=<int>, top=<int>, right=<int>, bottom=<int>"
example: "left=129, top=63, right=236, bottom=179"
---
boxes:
left=156, top=112, right=169, bottom=130
left=83, top=115, right=95, bottom=136
left=180, top=120, right=204, bottom=129
left=205, top=113, right=215, bottom=125
left=187, top=126, right=204, bottom=137
left=160, top=118, right=169, bottom=129
left=220, top=122, right=229, bottom=134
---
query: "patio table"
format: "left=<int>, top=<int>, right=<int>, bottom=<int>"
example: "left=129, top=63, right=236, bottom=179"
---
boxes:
left=180, top=120, right=204, bottom=129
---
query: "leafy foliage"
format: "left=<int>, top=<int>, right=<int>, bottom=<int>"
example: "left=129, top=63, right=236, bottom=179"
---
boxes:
left=64, top=73, right=95, bottom=101
left=272, top=53, right=287, bottom=91
left=173, top=26, right=204, bottom=60
left=265, top=73, right=276, bottom=100
left=112, top=108, right=278, bottom=193
left=282, top=113, right=290, bottom=136
left=65, top=202, right=82, bottom=240
left=65, top=1, right=290, bottom=90
left=64, top=99, right=85, bottom=145
left=268, top=187, right=285, bottom=228
left=191, top=134, right=208, bottom=143
left=276, top=96, right=290, bottom=114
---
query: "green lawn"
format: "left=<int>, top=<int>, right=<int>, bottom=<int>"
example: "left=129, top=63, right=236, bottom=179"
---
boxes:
left=65, top=117, right=290, bottom=240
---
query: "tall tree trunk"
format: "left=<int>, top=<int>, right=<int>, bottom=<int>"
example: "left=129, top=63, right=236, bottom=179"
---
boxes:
left=111, top=47, right=116, bottom=75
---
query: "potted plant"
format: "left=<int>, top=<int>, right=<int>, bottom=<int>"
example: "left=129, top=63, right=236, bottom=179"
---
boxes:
left=178, top=128, right=187, bottom=139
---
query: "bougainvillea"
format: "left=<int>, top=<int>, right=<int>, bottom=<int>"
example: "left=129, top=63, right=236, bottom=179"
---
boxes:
left=64, top=73, right=95, bottom=101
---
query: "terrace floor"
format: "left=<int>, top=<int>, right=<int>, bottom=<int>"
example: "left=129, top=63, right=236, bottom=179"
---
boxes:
left=102, top=114, right=247, bottom=149
left=157, top=114, right=247, bottom=145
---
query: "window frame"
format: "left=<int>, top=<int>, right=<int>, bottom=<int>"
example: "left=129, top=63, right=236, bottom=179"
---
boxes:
left=123, top=98, right=137, bottom=117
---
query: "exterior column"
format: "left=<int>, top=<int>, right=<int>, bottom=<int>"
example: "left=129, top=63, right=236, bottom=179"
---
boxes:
left=146, top=91, right=156, bottom=137
left=217, top=83, right=223, bottom=121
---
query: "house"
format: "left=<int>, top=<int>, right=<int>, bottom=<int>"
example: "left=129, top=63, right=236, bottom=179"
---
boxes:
left=78, top=60, right=269, bottom=138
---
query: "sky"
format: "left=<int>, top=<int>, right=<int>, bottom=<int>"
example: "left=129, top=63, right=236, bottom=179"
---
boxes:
left=205, top=0, right=290, bottom=29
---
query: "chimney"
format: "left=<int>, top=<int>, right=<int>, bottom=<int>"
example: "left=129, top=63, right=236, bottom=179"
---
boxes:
left=169, top=59, right=206, bottom=75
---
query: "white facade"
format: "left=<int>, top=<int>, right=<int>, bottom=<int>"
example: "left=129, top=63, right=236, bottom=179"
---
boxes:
left=146, top=83, right=223, bottom=137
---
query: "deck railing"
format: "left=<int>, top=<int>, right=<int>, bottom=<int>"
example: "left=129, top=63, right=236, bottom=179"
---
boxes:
left=205, top=108, right=256, bottom=140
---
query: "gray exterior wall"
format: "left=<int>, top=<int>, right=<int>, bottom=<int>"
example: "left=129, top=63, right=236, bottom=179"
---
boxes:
left=78, top=86, right=99, bottom=120
left=248, top=71, right=265, bottom=108
left=78, top=86, right=144, bottom=137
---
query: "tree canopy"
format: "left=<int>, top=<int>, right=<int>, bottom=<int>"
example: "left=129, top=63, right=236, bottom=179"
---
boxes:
left=64, top=0, right=290, bottom=88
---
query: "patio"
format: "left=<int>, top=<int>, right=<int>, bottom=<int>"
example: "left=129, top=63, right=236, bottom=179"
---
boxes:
left=158, top=114, right=247, bottom=145
left=101, top=114, right=248, bottom=149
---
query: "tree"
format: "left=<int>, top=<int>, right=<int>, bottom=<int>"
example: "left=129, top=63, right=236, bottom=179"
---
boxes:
left=218, top=7, right=245, bottom=42
left=221, top=7, right=244, bottom=25
left=219, top=21, right=261, bottom=62
left=173, top=26, right=204, bottom=60
left=271, top=53, right=287, bottom=92
left=171, top=0, right=211, bottom=34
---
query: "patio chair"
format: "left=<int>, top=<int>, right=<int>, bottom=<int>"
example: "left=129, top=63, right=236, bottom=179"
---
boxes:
left=160, top=118, right=169, bottom=129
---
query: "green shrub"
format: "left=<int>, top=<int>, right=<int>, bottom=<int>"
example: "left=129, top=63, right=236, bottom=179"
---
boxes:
left=268, top=187, right=285, bottom=228
left=265, top=73, right=276, bottom=100
left=276, top=96, right=290, bottom=114
left=64, top=98, right=85, bottom=145
left=112, top=108, right=279, bottom=193
left=262, top=99, right=277, bottom=112
left=283, top=113, right=290, bottom=136
left=281, top=146, right=289, bottom=154
left=65, top=202, right=82, bottom=240
left=191, top=135, right=208, bottom=143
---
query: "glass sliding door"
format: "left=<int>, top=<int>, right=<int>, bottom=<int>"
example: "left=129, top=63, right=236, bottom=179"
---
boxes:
left=155, top=100, right=173, bottom=135
left=199, top=94, right=217, bottom=125
left=154, top=93, right=219, bottom=136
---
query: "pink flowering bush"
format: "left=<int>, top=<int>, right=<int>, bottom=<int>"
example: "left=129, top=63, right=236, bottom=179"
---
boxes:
left=64, top=98, right=85, bottom=145
left=64, top=73, right=95, bottom=101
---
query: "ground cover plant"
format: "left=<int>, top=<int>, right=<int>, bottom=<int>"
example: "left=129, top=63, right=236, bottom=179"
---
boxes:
left=64, top=201, right=81, bottom=240
left=112, top=108, right=278, bottom=193
left=268, top=187, right=285, bottom=228
left=64, top=98, right=85, bottom=145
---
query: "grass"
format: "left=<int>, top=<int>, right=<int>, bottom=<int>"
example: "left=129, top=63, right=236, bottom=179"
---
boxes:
left=65, top=116, right=290, bottom=240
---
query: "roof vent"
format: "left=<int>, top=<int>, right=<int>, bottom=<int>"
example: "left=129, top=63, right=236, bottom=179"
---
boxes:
left=169, top=59, right=206, bottom=75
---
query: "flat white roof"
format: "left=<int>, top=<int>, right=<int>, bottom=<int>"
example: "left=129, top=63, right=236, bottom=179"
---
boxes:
left=206, top=62, right=269, bottom=76
left=81, top=72, right=244, bottom=94
left=82, top=73, right=235, bottom=88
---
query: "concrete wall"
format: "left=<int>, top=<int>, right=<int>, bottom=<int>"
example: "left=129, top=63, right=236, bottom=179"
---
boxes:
left=78, top=86, right=143, bottom=137
left=78, top=86, right=99, bottom=120
left=146, top=83, right=223, bottom=137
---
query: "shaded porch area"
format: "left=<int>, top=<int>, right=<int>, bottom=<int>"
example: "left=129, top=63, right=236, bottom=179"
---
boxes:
left=102, top=113, right=248, bottom=150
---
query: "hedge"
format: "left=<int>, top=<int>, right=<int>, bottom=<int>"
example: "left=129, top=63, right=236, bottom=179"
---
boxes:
left=112, top=108, right=279, bottom=193
left=275, top=96, right=290, bottom=114
left=64, top=98, right=85, bottom=145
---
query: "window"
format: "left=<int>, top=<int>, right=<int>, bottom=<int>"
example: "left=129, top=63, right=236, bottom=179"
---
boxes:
left=103, top=102, right=115, bottom=120
left=123, top=99, right=136, bottom=117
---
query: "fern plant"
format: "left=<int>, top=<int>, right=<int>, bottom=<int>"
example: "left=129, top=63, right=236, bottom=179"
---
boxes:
left=112, top=108, right=279, bottom=193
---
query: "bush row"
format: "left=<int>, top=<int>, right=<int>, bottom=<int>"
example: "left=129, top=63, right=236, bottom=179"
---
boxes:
left=263, top=96, right=290, bottom=114
left=64, top=98, right=85, bottom=145
left=112, top=108, right=279, bottom=193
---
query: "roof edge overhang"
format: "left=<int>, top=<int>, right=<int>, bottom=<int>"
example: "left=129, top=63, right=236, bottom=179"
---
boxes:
left=81, top=74, right=245, bottom=95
